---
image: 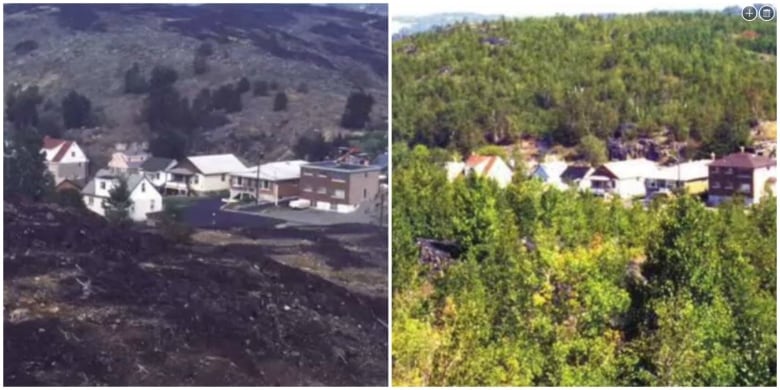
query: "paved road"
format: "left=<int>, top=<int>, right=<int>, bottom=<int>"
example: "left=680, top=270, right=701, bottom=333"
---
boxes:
left=180, top=198, right=287, bottom=229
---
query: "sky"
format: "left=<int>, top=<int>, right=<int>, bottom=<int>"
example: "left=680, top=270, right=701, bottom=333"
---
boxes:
left=391, top=0, right=757, bottom=17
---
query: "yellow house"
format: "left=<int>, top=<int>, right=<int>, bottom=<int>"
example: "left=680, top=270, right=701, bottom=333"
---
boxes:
left=645, top=159, right=712, bottom=196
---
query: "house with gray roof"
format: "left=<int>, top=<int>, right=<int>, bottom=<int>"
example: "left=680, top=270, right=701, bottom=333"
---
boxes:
left=139, top=157, right=177, bottom=188
left=81, top=169, right=162, bottom=222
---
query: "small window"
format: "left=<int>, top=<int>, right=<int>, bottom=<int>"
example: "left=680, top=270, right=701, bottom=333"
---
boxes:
left=221, top=174, right=226, bottom=182
left=237, top=177, right=243, bottom=185
left=712, top=181, right=720, bottom=189
left=71, top=151, right=75, bottom=157
left=150, top=199, right=155, bottom=211
left=317, top=187, right=327, bottom=194
left=100, top=181, right=106, bottom=190
left=141, top=183, right=146, bottom=192
left=155, top=173, right=161, bottom=180
left=87, top=196, right=93, bottom=205
left=193, top=176, right=199, bottom=184
left=303, top=186, right=313, bottom=192
left=363, top=188, right=367, bottom=199
left=332, top=189, right=346, bottom=199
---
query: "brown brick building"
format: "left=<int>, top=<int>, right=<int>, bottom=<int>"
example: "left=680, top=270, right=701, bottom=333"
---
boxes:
left=708, top=152, right=776, bottom=206
left=298, top=162, right=381, bottom=213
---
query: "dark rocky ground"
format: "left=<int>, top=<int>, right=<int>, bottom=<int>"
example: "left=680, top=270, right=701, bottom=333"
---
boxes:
left=3, top=201, right=388, bottom=386
left=3, top=4, right=388, bottom=165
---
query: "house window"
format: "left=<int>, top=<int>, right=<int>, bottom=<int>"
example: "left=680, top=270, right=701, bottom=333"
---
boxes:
left=155, top=173, right=160, bottom=180
left=141, top=183, right=146, bottom=192
left=712, top=181, right=720, bottom=189
left=739, top=183, right=751, bottom=193
left=303, top=186, right=313, bottom=192
left=100, top=181, right=106, bottom=190
left=221, top=174, right=226, bottom=182
left=71, top=151, right=75, bottom=157
left=332, top=189, right=346, bottom=199
left=318, top=174, right=328, bottom=178
left=303, top=172, right=313, bottom=176
left=87, top=196, right=93, bottom=205
left=150, top=199, right=155, bottom=211
left=317, top=187, right=327, bottom=194
left=363, top=188, right=367, bottom=199
left=261, top=180, right=270, bottom=189
left=237, top=177, right=243, bottom=185
left=193, top=176, right=199, bottom=184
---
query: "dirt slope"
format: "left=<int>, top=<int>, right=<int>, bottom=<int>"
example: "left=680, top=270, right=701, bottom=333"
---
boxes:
left=3, top=202, right=387, bottom=386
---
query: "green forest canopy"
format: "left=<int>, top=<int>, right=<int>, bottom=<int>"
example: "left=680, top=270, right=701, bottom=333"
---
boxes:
left=392, top=143, right=776, bottom=386
left=392, top=12, right=777, bottom=155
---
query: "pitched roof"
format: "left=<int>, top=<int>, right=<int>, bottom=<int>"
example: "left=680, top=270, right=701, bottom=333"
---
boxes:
left=465, top=154, right=504, bottom=176
left=600, top=158, right=658, bottom=179
left=232, top=160, right=309, bottom=181
left=81, top=178, right=98, bottom=196
left=50, top=141, right=73, bottom=162
left=140, top=157, right=176, bottom=172
left=81, top=171, right=152, bottom=196
left=186, top=154, right=246, bottom=175
left=41, top=136, right=77, bottom=163
left=709, top=153, right=775, bottom=169
left=535, top=161, right=568, bottom=179
left=561, top=165, right=593, bottom=181
left=42, top=136, right=66, bottom=150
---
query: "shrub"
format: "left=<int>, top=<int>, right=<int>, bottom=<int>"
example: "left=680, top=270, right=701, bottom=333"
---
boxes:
left=273, top=91, right=288, bottom=111
left=62, top=90, right=91, bottom=129
left=124, top=63, right=149, bottom=94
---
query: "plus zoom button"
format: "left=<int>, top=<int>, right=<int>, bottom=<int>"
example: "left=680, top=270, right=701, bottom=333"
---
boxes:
left=742, top=5, right=758, bottom=21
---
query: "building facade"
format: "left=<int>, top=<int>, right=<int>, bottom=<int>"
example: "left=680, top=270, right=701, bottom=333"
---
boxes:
left=298, top=162, right=381, bottom=213
left=229, top=160, right=308, bottom=204
left=41, top=136, right=89, bottom=185
left=81, top=170, right=162, bottom=222
left=708, top=152, right=776, bottom=206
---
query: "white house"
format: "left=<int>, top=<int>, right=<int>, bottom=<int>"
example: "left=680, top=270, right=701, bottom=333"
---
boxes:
left=588, top=159, right=659, bottom=199
left=81, top=169, right=162, bottom=222
left=530, top=161, right=568, bottom=190
left=645, top=159, right=712, bottom=197
left=560, top=165, right=595, bottom=191
left=41, top=136, right=89, bottom=185
left=446, top=154, right=514, bottom=188
left=163, top=154, right=246, bottom=196
left=139, top=157, right=177, bottom=188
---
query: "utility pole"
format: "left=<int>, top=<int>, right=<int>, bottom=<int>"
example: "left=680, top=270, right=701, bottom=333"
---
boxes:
left=256, top=153, right=264, bottom=205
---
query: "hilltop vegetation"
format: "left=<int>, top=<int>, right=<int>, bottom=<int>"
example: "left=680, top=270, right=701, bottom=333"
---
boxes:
left=393, top=12, right=776, bottom=155
left=392, top=144, right=777, bottom=386
left=4, top=4, right=388, bottom=165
